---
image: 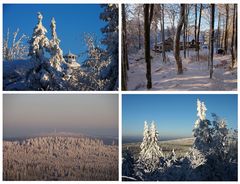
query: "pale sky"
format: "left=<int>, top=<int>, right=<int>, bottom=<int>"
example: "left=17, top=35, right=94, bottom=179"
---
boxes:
left=3, top=94, right=118, bottom=139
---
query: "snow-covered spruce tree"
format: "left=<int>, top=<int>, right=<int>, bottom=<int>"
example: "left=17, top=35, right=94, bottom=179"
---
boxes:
left=192, top=99, right=212, bottom=153
left=122, top=148, right=134, bottom=178
left=139, top=121, right=150, bottom=161
left=27, top=12, right=68, bottom=90
left=49, top=17, right=66, bottom=71
left=100, top=4, right=119, bottom=90
left=28, top=12, right=49, bottom=65
left=211, top=113, right=229, bottom=159
left=147, top=121, right=164, bottom=171
left=187, top=99, right=237, bottom=181
left=136, top=121, right=164, bottom=176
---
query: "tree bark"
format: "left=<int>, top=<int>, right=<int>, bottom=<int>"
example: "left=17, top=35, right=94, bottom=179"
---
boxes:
left=194, top=4, right=197, bottom=50
left=174, top=4, right=185, bottom=74
left=183, top=5, right=187, bottom=59
left=197, top=4, right=202, bottom=61
left=231, top=4, right=237, bottom=68
left=138, top=10, right=141, bottom=50
left=122, top=4, right=128, bottom=90
left=161, top=4, right=166, bottom=63
left=224, top=4, right=229, bottom=54
left=216, top=11, right=221, bottom=53
left=144, top=4, right=154, bottom=89
left=210, top=4, right=215, bottom=79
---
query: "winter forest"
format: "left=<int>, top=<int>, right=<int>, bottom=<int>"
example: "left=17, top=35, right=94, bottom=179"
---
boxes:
left=3, top=4, right=118, bottom=91
left=122, top=99, right=238, bottom=181
left=122, top=4, right=237, bottom=91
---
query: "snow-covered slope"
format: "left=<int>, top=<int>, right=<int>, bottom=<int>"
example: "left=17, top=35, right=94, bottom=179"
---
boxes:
left=127, top=50, right=237, bottom=91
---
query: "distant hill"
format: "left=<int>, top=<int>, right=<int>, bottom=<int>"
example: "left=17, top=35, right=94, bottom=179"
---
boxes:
left=4, top=132, right=118, bottom=146
left=123, top=137, right=194, bottom=158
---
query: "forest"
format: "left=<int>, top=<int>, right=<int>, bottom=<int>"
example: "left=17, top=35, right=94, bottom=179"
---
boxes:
left=122, top=99, right=238, bottom=181
left=3, top=4, right=118, bottom=91
left=3, top=136, right=118, bottom=180
left=122, top=4, right=237, bottom=91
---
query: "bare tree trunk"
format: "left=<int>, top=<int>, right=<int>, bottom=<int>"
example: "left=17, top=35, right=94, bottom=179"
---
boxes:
left=161, top=4, right=166, bottom=63
left=174, top=4, right=185, bottom=74
left=231, top=4, right=237, bottom=68
left=154, top=13, right=158, bottom=47
left=224, top=4, right=229, bottom=54
left=194, top=4, right=197, bottom=50
left=197, top=4, right=202, bottom=61
left=210, top=4, right=215, bottom=79
left=183, top=5, right=187, bottom=59
left=235, top=4, right=237, bottom=60
left=122, top=4, right=128, bottom=90
left=144, top=4, right=154, bottom=89
left=221, top=23, right=225, bottom=48
left=186, top=6, right=189, bottom=57
left=138, top=10, right=141, bottom=50
left=216, top=11, right=221, bottom=53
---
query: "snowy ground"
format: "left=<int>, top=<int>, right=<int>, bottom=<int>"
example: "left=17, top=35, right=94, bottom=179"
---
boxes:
left=127, top=49, right=237, bottom=91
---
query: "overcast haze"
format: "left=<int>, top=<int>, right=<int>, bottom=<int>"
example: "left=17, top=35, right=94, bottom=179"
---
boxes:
left=3, top=94, right=118, bottom=139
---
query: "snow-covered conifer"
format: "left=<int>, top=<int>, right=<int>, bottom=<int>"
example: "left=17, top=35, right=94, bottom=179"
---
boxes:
left=139, top=121, right=150, bottom=158
left=28, top=12, right=49, bottom=65
left=49, top=17, right=65, bottom=71
left=100, top=4, right=119, bottom=90
left=122, top=148, right=134, bottom=177
left=137, top=121, right=164, bottom=173
left=193, top=99, right=212, bottom=153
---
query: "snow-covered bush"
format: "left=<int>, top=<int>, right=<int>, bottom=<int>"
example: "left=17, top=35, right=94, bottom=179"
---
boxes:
left=3, top=28, right=29, bottom=61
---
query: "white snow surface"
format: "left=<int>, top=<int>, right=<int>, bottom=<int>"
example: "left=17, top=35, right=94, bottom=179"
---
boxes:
left=127, top=49, right=237, bottom=91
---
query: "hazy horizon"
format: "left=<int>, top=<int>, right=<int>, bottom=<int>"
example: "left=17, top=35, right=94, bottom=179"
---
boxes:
left=3, top=94, right=118, bottom=139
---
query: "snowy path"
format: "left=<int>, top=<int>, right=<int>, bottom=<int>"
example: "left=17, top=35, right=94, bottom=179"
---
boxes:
left=127, top=50, right=237, bottom=91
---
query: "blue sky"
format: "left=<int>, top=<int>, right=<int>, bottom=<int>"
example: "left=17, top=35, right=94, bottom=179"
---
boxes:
left=122, top=94, right=238, bottom=138
left=3, top=4, right=106, bottom=62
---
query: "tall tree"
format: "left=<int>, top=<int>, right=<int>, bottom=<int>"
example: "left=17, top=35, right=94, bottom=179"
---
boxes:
left=174, top=4, right=185, bottom=74
left=196, top=4, right=203, bottom=61
left=144, top=4, right=154, bottom=89
left=194, top=4, right=198, bottom=49
left=231, top=4, right=237, bottom=68
left=137, top=6, right=142, bottom=50
left=183, top=4, right=188, bottom=59
left=100, top=4, right=119, bottom=90
left=161, top=4, right=166, bottom=63
left=216, top=10, right=221, bottom=53
left=122, top=4, right=128, bottom=90
left=210, top=4, right=215, bottom=79
left=224, top=4, right=229, bottom=54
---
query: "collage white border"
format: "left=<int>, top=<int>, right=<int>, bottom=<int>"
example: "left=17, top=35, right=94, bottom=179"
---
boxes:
left=0, top=0, right=239, bottom=183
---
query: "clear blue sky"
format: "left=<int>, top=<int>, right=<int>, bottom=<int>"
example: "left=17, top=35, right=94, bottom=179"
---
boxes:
left=122, top=94, right=237, bottom=138
left=3, top=4, right=106, bottom=62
